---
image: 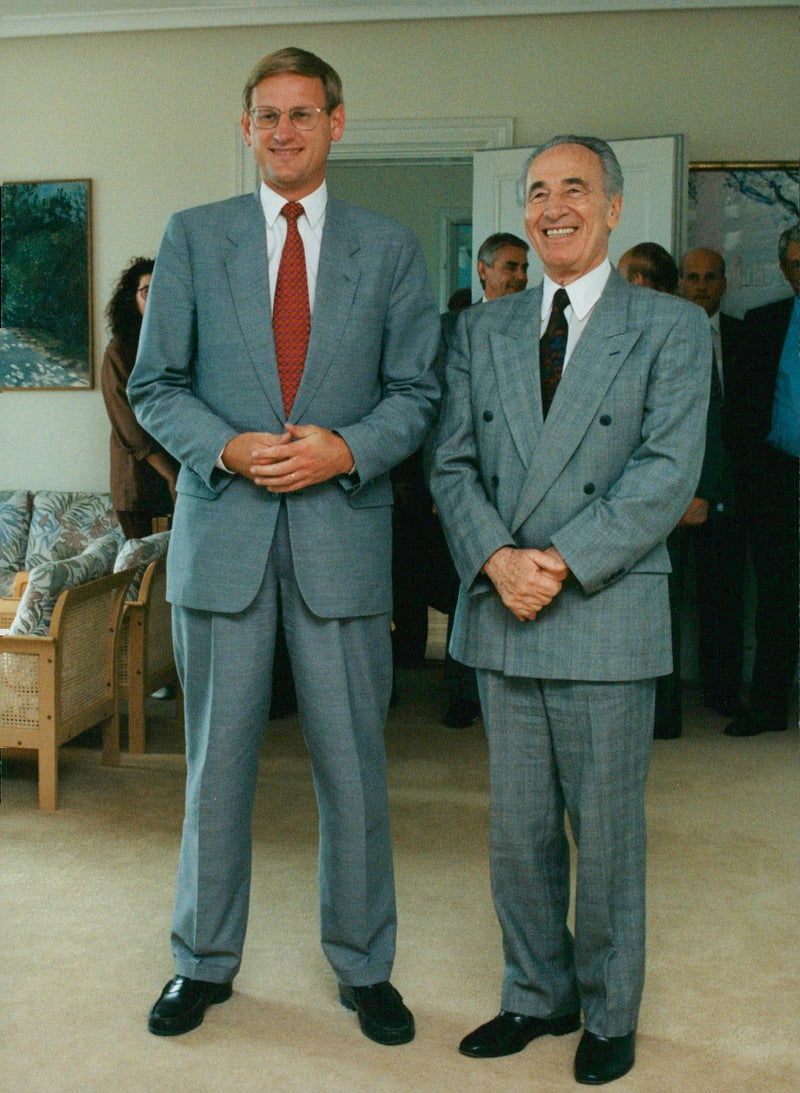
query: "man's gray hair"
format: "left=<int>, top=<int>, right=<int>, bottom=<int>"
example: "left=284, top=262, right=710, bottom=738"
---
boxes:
left=778, top=221, right=800, bottom=266
left=477, top=232, right=529, bottom=267
left=516, top=135, right=624, bottom=206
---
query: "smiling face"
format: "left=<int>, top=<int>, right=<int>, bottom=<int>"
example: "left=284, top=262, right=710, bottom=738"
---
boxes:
left=523, top=142, right=622, bottom=285
left=241, top=72, right=345, bottom=200
left=478, top=244, right=530, bottom=299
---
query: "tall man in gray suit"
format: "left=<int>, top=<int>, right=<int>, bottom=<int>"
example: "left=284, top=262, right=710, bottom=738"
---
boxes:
left=431, top=136, right=710, bottom=1085
left=129, top=47, right=440, bottom=1044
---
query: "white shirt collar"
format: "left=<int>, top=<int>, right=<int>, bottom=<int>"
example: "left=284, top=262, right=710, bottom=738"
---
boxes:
left=542, top=258, right=612, bottom=321
left=709, top=309, right=721, bottom=334
left=259, top=179, right=327, bottom=230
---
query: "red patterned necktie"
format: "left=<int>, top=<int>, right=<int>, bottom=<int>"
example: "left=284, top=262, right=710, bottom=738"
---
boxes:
left=273, top=201, right=310, bottom=416
left=540, top=287, right=570, bottom=419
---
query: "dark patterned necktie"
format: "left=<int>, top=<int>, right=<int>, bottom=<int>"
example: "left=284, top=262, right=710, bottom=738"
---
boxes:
left=540, top=287, right=570, bottom=419
left=273, top=201, right=310, bottom=416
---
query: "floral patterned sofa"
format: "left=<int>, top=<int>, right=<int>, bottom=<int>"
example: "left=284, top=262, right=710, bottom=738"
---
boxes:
left=0, top=489, right=123, bottom=598
left=0, top=533, right=132, bottom=808
left=0, top=505, right=178, bottom=805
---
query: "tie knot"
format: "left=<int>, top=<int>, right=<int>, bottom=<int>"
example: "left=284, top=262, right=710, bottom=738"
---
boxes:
left=281, top=201, right=304, bottom=224
left=553, top=287, right=570, bottom=314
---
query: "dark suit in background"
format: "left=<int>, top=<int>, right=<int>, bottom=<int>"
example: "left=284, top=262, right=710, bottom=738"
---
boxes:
left=728, top=294, right=798, bottom=734
left=654, top=362, right=724, bottom=737
left=691, top=311, right=748, bottom=714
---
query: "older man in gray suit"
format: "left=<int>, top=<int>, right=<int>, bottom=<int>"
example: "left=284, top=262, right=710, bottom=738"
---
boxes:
left=129, top=48, right=439, bottom=1044
left=431, top=136, right=710, bottom=1084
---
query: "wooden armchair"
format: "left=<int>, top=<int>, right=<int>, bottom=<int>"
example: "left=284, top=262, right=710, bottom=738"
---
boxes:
left=0, top=569, right=133, bottom=810
left=0, top=575, right=30, bottom=627
left=0, top=598, right=18, bottom=629
left=117, top=556, right=181, bottom=754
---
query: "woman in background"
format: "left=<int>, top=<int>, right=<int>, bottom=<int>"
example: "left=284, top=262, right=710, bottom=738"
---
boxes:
left=101, top=256, right=178, bottom=539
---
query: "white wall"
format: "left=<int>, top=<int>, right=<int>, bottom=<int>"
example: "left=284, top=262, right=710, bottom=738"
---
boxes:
left=326, top=162, right=473, bottom=305
left=0, top=7, right=797, bottom=490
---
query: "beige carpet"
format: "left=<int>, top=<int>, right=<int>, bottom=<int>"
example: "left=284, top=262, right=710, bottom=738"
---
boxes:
left=2, top=667, right=798, bottom=1093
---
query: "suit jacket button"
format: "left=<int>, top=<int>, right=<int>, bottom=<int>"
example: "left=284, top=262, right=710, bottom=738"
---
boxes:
left=583, top=482, right=595, bottom=494
left=483, top=410, right=494, bottom=422
left=491, top=475, right=499, bottom=487
left=599, top=414, right=612, bottom=426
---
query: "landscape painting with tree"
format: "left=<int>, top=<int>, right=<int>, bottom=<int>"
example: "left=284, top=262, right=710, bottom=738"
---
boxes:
left=1, top=179, right=93, bottom=389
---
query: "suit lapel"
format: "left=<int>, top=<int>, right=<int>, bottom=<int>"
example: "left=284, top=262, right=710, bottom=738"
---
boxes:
left=289, top=197, right=361, bottom=421
left=224, top=192, right=285, bottom=420
left=511, top=272, right=641, bottom=533
left=490, top=288, right=543, bottom=465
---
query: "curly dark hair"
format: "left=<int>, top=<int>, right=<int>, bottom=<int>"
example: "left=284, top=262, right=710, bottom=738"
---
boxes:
left=104, top=256, right=155, bottom=349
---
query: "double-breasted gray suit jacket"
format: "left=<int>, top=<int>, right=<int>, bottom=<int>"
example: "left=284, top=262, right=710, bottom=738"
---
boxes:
left=128, top=192, right=440, bottom=619
left=430, top=269, right=711, bottom=682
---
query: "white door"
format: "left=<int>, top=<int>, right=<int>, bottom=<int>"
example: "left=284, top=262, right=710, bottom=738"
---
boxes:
left=472, top=136, right=685, bottom=298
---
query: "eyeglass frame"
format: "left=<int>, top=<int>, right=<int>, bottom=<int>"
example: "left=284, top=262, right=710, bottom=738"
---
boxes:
left=247, top=105, right=327, bottom=132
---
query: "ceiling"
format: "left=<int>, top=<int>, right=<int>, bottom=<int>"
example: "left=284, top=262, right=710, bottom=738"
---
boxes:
left=0, top=0, right=784, bottom=40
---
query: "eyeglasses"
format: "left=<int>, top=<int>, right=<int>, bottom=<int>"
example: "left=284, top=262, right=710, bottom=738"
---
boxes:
left=248, top=106, right=325, bottom=131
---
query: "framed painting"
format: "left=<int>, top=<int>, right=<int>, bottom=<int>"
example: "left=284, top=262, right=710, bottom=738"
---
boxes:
left=0, top=178, right=93, bottom=390
left=687, top=162, right=799, bottom=318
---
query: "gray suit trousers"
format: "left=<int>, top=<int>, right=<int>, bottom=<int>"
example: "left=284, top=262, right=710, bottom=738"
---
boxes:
left=477, top=670, right=655, bottom=1037
left=170, top=504, right=397, bottom=986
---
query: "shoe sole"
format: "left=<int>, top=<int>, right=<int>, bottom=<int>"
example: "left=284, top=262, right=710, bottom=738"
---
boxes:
left=574, top=1055, right=635, bottom=1085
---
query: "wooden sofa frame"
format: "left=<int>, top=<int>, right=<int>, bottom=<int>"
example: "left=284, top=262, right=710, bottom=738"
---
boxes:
left=117, top=556, right=181, bottom=754
left=0, top=569, right=133, bottom=810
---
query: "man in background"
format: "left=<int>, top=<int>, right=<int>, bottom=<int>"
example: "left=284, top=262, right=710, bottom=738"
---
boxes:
left=678, top=247, right=746, bottom=718
left=617, top=241, right=678, bottom=294
left=476, top=231, right=531, bottom=300
left=438, top=232, right=531, bottom=361
left=393, top=232, right=531, bottom=723
left=725, top=222, right=799, bottom=736
left=434, top=232, right=530, bottom=726
left=618, top=243, right=722, bottom=738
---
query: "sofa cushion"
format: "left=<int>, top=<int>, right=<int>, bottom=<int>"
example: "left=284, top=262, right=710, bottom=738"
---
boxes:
left=24, top=490, right=123, bottom=572
left=9, top=533, right=120, bottom=637
left=0, top=490, right=31, bottom=595
left=114, top=530, right=171, bottom=600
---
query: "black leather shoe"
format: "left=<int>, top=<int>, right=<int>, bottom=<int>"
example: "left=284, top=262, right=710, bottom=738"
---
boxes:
left=653, top=723, right=681, bottom=739
left=443, top=698, right=481, bottom=728
left=574, top=1030, right=635, bottom=1084
left=148, top=975, right=233, bottom=1036
left=338, top=981, right=414, bottom=1045
left=724, top=711, right=787, bottom=736
left=704, top=695, right=745, bottom=718
left=459, top=1009, right=581, bottom=1057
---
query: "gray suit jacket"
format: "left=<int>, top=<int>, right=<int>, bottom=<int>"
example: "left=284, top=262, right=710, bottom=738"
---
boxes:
left=430, top=269, right=711, bottom=681
left=129, top=192, right=440, bottom=617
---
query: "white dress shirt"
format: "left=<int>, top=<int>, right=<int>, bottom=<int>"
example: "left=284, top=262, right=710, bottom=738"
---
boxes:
left=216, top=181, right=328, bottom=471
left=540, top=259, right=612, bottom=372
left=259, top=180, right=327, bottom=313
